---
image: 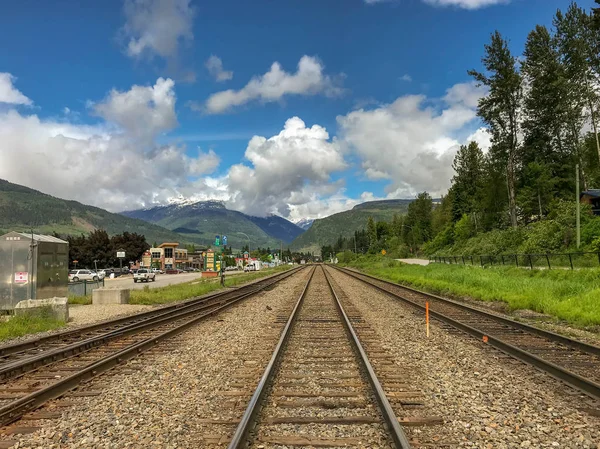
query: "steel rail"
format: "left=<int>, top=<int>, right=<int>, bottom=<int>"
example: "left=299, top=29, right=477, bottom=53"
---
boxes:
left=0, top=268, right=302, bottom=382
left=0, top=267, right=307, bottom=426
left=0, top=268, right=300, bottom=358
left=227, top=266, right=316, bottom=449
left=322, top=267, right=412, bottom=449
left=334, top=266, right=600, bottom=357
left=332, top=266, right=600, bottom=401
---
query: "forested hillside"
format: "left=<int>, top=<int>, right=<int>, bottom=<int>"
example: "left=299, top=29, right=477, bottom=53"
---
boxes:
left=324, top=2, right=600, bottom=259
left=290, top=200, right=412, bottom=253
left=0, top=179, right=192, bottom=245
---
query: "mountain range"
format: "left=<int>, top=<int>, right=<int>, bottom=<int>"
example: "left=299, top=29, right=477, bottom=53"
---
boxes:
left=0, top=178, right=414, bottom=253
left=121, top=201, right=303, bottom=248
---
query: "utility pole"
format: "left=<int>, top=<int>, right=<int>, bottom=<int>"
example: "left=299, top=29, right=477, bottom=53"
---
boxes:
left=576, top=164, right=581, bottom=249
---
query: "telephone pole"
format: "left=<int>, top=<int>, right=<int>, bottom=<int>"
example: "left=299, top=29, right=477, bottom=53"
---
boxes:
left=576, top=164, right=581, bottom=249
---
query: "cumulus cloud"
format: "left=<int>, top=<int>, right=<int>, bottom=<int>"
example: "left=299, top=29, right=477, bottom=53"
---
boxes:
left=422, top=0, right=508, bottom=8
left=225, top=117, right=346, bottom=217
left=202, top=56, right=343, bottom=114
left=122, top=0, right=195, bottom=59
left=93, top=77, right=177, bottom=142
left=0, top=76, right=221, bottom=212
left=205, top=56, right=233, bottom=82
left=0, top=73, right=32, bottom=105
left=399, top=74, right=412, bottom=82
left=337, top=81, right=488, bottom=198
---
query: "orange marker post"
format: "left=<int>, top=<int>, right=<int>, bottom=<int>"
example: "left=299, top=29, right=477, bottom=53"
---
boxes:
left=425, top=301, right=430, bottom=338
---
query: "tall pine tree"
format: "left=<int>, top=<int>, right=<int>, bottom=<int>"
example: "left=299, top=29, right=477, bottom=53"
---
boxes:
left=469, top=31, right=523, bottom=228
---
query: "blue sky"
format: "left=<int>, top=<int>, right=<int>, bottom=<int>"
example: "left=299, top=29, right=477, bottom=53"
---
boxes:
left=0, top=0, right=594, bottom=221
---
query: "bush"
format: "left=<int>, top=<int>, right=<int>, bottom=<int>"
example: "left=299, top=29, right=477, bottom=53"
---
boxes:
left=518, top=220, right=563, bottom=254
left=454, top=215, right=475, bottom=241
left=582, top=218, right=600, bottom=245
left=336, top=251, right=356, bottom=264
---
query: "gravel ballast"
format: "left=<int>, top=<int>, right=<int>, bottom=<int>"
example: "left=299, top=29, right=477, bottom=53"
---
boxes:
left=327, top=267, right=600, bottom=448
left=67, top=304, right=154, bottom=326
left=2, top=269, right=312, bottom=449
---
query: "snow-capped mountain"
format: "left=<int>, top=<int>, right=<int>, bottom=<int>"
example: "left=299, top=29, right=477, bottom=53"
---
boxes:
left=295, top=218, right=315, bottom=230
left=121, top=201, right=305, bottom=246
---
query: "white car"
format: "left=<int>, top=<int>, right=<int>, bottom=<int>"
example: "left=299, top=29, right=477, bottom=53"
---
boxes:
left=151, top=268, right=164, bottom=274
left=134, top=269, right=156, bottom=283
left=68, top=269, right=99, bottom=282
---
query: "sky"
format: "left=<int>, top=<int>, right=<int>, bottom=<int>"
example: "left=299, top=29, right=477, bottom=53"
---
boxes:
left=0, top=0, right=593, bottom=222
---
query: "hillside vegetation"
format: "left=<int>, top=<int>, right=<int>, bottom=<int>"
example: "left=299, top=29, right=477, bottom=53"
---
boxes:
left=0, top=179, right=190, bottom=244
left=290, top=199, right=412, bottom=253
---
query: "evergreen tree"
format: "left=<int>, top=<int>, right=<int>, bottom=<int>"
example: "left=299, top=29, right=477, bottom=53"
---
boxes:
left=469, top=31, right=523, bottom=228
left=403, top=192, right=433, bottom=247
left=451, top=141, right=486, bottom=224
left=555, top=4, right=600, bottom=180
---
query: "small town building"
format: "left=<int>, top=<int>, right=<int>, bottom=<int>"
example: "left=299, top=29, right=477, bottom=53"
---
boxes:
left=148, top=243, right=189, bottom=271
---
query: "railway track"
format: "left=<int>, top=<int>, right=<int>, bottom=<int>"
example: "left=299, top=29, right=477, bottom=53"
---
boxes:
left=0, top=267, right=304, bottom=426
left=331, top=265, right=600, bottom=403
left=228, top=265, right=412, bottom=449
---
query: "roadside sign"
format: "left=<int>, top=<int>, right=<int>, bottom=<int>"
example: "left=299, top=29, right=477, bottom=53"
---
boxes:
left=381, top=249, right=387, bottom=256
left=117, top=251, right=126, bottom=258
left=215, top=235, right=220, bottom=246
left=14, top=272, right=28, bottom=284
left=222, top=235, right=227, bottom=246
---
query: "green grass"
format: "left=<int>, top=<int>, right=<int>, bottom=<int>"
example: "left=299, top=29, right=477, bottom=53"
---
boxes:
left=342, top=256, right=600, bottom=328
left=0, top=314, right=66, bottom=342
left=129, top=266, right=291, bottom=305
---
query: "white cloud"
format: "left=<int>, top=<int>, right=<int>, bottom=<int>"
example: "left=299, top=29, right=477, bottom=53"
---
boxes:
left=0, top=73, right=32, bottom=105
left=466, top=127, right=491, bottom=151
left=205, top=56, right=233, bottom=82
left=337, top=81, right=487, bottom=198
left=366, top=0, right=508, bottom=8
left=399, top=74, right=412, bottom=82
left=93, top=77, right=177, bottom=142
left=225, top=117, right=347, bottom=217
left=122, top=0, right=195, bottom=59
left=202, top=56, right=343, bottom=114
left=422, top=0, right=508, bottom=9
left=0, top=78, right=221, bottom=212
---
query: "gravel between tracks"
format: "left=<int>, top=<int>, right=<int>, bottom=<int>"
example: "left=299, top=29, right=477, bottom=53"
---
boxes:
left=4, top=269, right=311, bottom=449
left=67, top=304, right=154, bottom=326
left=327, top=267, right=600, bottom=449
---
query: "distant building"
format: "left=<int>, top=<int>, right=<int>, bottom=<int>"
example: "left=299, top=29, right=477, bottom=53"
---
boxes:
left=580, top=190, right=600, bottom=216
left=149, top=243, right=189, bottom=270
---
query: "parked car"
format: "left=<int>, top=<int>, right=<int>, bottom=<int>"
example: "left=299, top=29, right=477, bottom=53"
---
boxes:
left=151, top=268, right=164, bottom=274
left=92, top=270, right=105, bottom=280
left=133, top=269, right=156, bottom=283
left=68, top=269, right=99, bottom=282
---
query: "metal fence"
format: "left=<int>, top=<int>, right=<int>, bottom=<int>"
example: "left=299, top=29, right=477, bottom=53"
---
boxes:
left=429, top=252, right=600, bottom=270
left=68, top=279, right=105, bottom=297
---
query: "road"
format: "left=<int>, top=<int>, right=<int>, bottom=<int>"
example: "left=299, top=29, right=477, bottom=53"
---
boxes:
left=104, top=272, right=205, bottom=290
left=395, top=258, right=430, bottom=265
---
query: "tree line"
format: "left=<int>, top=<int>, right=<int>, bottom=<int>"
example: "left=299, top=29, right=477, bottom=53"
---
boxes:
left=61, top=230, right=150, bottom=269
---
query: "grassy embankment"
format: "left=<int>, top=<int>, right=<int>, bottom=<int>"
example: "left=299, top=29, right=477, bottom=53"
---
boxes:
left=69, top=265, right=292, bottom=306
left=342, top=256, right=600, bottom=328
left=0, top=311, right=65, bottom=342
